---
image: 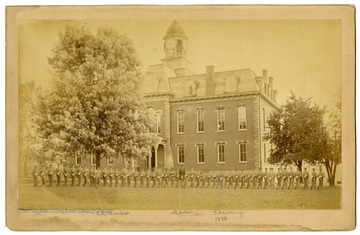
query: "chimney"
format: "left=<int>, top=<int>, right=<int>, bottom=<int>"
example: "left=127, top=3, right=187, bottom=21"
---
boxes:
left=268, top=76, right=273, bottom=90
left=262, top=69, right=268, bottom=80
left=206, top=65, right=215, bottom=96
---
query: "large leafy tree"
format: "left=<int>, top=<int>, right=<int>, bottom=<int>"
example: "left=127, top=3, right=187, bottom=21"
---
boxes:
left=35, top=25, right=157, bottom=168
left=263, top=92, right=328, bottom=172
left=319, top=100, right=341, bottom=186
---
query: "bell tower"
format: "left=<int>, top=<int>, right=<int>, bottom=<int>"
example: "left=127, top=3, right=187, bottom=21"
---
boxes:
left=162, top=21, right=191, bottom=76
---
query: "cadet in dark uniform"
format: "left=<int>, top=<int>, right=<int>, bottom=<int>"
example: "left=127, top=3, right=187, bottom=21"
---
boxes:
left=179, top=166, right=186, bottom=189
left=282, top=167, right=289, bottom=189
left=55, top=165, right=62, bottom=187
left=108, top=167, right=114, bottom=187
left=114, top=168, right=120, bottom=187
left=82, top=166, right=89, bottom=187
left=311, top=168, right=317, bottom=190
left=48, top=164, right=55, bottom=187
left=269, top=168, right=276, bottom=190
left=302, top=168, right=310, bottom=189
left=139, top=169, right=146, bottom=187
left=95, top=167, right=101, bottom=187
left=70, top=165, right=76, bottom=187
left=76, top=166, right=82, bottom=187
left=317, top=168, right=325, bottom=189
left=288, top=167, right=295, bottom=189
left=32, top=166, right=39, bottom=187
left=275, top=167, right=282, bottom=189
left=257, top=170, right=263, bottom=189
left=102, top=166, right=108, bottom=187
left=263, top=168, right=269, bottom=189
left=251, top=170, right=258, bottom=189
left=294, top=168, right=302, bottom=189
left=63, top=165, right=69, bottom=187
left=133, top=169, right=140, bottom=188
left=163, top=169, right=169, bottom=188
left=89, top=166, right=95, bottom=187
left=40, top=166, right=46, bottom=186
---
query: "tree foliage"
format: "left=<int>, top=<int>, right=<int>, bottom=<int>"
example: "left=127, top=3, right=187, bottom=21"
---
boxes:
left=33, top=25, right=157, bottom=167
left=263, top=92, right=329, bottom=171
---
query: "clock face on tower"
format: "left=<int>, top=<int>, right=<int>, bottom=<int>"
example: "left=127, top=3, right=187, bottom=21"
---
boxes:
left=165, top=37, right=177, bottom=49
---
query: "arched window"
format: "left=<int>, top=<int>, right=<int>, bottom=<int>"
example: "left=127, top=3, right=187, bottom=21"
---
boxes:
left=238, top=105, right=247, bottom=130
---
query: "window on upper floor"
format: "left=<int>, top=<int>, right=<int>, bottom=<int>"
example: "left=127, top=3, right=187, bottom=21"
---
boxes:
left=156, top=112, right=161, bottom=134
left=177, top=110, right=184, bottom=134
left=238, top=105, right=247, bottom=130
left=197, top=108, right=204, bottom=132
left=217, top=108, right=225, bottom=131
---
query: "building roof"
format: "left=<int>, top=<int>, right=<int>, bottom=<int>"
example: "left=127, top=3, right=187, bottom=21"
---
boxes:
left=164, top=20, right=187, bottom=39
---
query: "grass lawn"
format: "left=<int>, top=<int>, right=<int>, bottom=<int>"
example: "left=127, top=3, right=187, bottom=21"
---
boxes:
left=19, top=185, right=341, bottom=210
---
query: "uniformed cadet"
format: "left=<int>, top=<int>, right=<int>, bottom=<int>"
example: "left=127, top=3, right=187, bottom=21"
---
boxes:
left=275, top=167, right=282, bottom=189
left=40, top=166, right=46, bottom=186
left=32, top=166, right=39, bottom=187
left=239, top=170, right=245, bottom=189
left=89, top=166, right=95, bottom=187
left=151, top=168, right=157, bottom=188
left=311, top=168, right=317, bottom=190
left=139, top=169, right=145, bottom=187
left=108, top=167, right=114, bottom=187
left=269, top=168, right=276, bottom=190
left=317, top=168, right=325, bottom=190
left=178, top=166, right=186, bottom=189
left=294, top=168, right=302, bottom=189
left=302, top=168, right=310, bottom=189
left=96, top=167, right=102, bottom=187
left=282, top=167, right=289, bottom=190
left=251, top=170, right=258, bottom=189
left=257, top=169, right=263, bottom=189
left=63, top=165, right=69, bottom=187
left=55, top=165, right=62, bottom=187
left=114, top=168, right=120, bottom=187
left=83, top=166, right=89, bottom=187
left=263, top=168, right=269, bottom=189
left=212, top=171, right=218, bottom=189
left=163, top=169, right=169, bottom=188
left=101, top=166, right=108, bottom=187
left=232, top=170, right=239, bottom=189
left=245, top=171, right=251, bottom=189
left=199, top=171, right=206, bottom=188
left=133, top=169, right=140, bottom=188
left=188, top=168, right=194, bottom=188
left=76, top=166, right=82, bottom=187
left=121, top=168, right=127, bottom=187
left=145, top=169, right=151, bottom=188
left=288, top=167, right=295, bottom=189
left=219, top=169, right=225, bottom=189
left=48, top=164, right=55, bottom=187
left=70, top=165, right=76, bottom=187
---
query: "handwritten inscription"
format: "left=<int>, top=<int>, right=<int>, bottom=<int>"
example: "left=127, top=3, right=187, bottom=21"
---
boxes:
left=18, top=209, right=129, bottom=216
left=171, top=210, right=204, bottom=216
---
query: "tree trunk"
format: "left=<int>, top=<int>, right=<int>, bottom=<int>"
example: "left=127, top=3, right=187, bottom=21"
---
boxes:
left=323, top=161, right=338, bottom=186
left=95, top=151, right=101, bottom=169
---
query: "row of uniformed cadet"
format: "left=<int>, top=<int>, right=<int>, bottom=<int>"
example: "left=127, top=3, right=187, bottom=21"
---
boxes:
left=31, top=165, right=326, bottom=190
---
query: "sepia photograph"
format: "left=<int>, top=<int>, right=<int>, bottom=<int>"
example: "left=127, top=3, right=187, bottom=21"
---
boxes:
left=6, top=5, right=355, bottom=231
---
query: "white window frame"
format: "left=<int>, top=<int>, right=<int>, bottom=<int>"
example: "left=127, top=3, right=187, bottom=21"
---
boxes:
left=177, top=110, right=184, bottom=134
left=177, top=145, right=185, bottom=164
left=216, top=108, right=225, bottom=132
left=75, top=155, right=81, bottom=166
left=217, top=143, right=226, bottom=163
left=156, top=111, right=162, bottom=134
left=239, top=142, right=247, bottom=163
left=197, top=144, right=205, bottom=164
left=90, top=154, right=96, bottom=166
left=107, top=157, right=114, bottom=166
left=196, top=108, right=205, bottom=133
left=238, top=105, right=247, bottom=130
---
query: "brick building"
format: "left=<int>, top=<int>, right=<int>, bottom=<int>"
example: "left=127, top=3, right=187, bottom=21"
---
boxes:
left=65, top=20, right=279, bottom=171
left=139, top=21, right=279, bottom=171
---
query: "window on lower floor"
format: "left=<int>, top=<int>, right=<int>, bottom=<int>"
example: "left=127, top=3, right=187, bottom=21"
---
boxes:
left=90, top=154, right=96, bottom=166
left=76, top=155, right=81, bottom=165
left=197, top=144, right=205, bottom=163
left=217, top=143, right=225, bottom=163
left=217, top=109, right=225, bottom=131
left=239, top=142, right=247, bottom=162
left=107, top=157, right=114, bottom=165
left=178, top=145, right=185, bottom=163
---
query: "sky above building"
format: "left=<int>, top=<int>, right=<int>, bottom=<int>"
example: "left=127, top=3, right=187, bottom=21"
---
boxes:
left=19, top=20, right=341, bottom=111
